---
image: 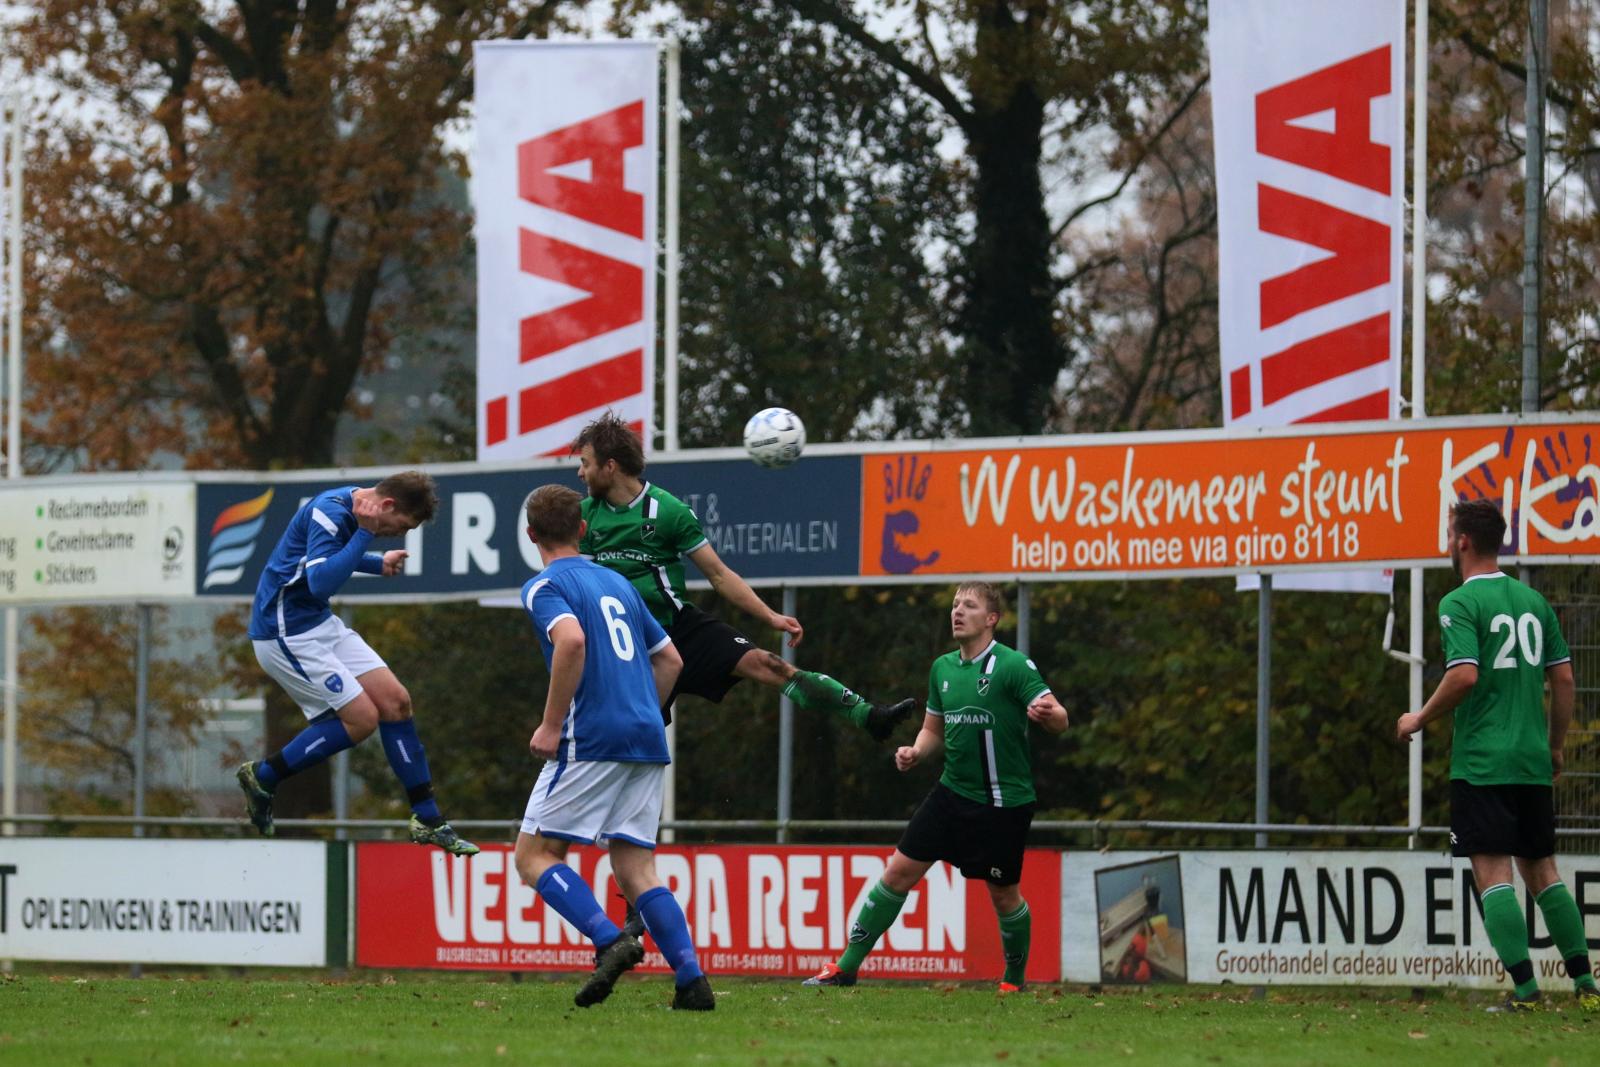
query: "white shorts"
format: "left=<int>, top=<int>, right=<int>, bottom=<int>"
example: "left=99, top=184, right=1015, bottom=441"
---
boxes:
left=521, top=760, right=665, bottom=849
left=252, top=615, right=386, bottom=719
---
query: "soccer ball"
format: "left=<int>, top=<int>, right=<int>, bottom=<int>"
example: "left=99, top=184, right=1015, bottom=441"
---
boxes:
left=743, top=407, right=806, bottom=469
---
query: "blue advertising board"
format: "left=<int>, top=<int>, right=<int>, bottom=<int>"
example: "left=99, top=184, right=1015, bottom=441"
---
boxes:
left=194, top=455, right=863, bottom=600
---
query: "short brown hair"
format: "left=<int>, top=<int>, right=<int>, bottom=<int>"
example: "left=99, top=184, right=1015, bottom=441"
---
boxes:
left=572, top=411, right=645, bottom=477
left=955, top=581, right=1005, bottom=617
left=373, top=470, right=438, bottom=523
left=525, top=484, right=583, bottom=546
left=1450, top=498, right=1506, bottom=555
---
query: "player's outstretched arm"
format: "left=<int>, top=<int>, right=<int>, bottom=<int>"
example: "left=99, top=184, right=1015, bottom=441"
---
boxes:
left=1548, top=660, right=1576, bottom=780
left=1396, top=663, right=1478, bottom=741
left=687, top=543, right=803, bottom=646
left=532, top=618, right=586, bottom=759
left=1027, top=693, right=1069, bottom=734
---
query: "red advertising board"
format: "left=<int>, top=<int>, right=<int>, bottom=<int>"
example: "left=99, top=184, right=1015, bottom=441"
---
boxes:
left=356, top=843, right=1061, bottom=982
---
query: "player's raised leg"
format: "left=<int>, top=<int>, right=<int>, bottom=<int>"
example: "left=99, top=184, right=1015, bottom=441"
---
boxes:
left=357, top=666, right=477, bottom=856
left=610, top=839, right=713, bottom=1010
left=238, top=632, right=374, bottom=837
left=805, top=850, right=929, bottom=987
left=1520, top=855, right=1600, bottom=1010
left=736, top=648, right=917, bottom=742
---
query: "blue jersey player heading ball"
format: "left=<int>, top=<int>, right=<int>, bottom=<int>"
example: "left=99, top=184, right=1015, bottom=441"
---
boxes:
left=512, top=483, right=713, bottom=1012
left=235, top=471, right=478, bottom=856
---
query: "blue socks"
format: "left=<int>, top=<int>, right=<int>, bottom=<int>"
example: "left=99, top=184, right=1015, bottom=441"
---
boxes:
left=638, top=886, right=704, bottom=987
left=535, top=865, right=622, bottom=948
left=378, top=719, right=442, bottom=823
left=255, top=711, right=355, bottom=790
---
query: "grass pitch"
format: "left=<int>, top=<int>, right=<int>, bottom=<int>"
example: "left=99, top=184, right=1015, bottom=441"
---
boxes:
left=1, top=969, right=1593, bottom=1066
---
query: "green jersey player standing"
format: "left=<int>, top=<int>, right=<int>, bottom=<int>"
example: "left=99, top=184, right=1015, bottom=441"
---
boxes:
left=1396, top=498, right=1596, bottom=1013
left=805, top=581, right=1068, bottom=992
left=571, top=413, right=917, bottom=738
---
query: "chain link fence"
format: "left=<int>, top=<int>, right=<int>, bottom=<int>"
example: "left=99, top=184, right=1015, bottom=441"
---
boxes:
left=1543, top=566, right=1599, bottom=853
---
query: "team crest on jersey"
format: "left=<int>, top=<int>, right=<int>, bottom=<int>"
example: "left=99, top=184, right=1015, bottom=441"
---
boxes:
left=641, top=521, right=657, bottom=540
left=324, top=674, right=344, bottom=694
left=977, top=676, right=991, bottom=695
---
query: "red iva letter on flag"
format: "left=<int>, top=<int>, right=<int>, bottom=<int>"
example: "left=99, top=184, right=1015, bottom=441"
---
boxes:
left=516, top=230, right=643, bottom=363
left=1256, top=46, right=1391, bottom=194
left=1257, top=185, right=1389, bottom=329
left=518, top=101, right=645, bottom=238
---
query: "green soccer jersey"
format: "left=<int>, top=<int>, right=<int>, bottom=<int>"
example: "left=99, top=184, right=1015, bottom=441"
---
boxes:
left=579, top=482, right=709, bottom=628
left=1438, top=571, right=1571, bottom=785
left=926, top=639, right=1052, bottom=808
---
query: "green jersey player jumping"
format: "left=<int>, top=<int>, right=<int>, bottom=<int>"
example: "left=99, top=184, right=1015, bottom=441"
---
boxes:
left=805, top=581, right=1069, bottom=992
left=571, top=412, right=916, bottom=742
left=1396, top=498, right=1596, bottom=1013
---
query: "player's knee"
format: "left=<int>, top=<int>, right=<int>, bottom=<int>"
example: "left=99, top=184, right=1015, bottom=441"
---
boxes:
left=376, top=685, right=412, bottom=721
left=988, top=883, right=1023, bottom=913
left=339, top=701, right=378, bottom=740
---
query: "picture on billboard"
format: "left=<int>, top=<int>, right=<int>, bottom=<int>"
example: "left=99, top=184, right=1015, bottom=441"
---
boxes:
left=1092, top=854, right=1187, bottom=984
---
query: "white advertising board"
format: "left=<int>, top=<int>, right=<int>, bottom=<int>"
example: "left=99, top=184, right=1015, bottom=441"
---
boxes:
left=1064, top=850, right=1600, bottom=990
left=0, top=839, right=328, bottom=966
left=0, top=482, right=195, bottom=603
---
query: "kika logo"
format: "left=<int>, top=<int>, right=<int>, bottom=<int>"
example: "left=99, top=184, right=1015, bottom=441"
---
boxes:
left=203, top=489, right=275, bottom=589
left=878, top=455, right=940, bottom=575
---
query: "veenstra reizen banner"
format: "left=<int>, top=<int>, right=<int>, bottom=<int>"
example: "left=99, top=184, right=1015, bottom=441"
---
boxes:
left=194, top=455, right=863, bottom=600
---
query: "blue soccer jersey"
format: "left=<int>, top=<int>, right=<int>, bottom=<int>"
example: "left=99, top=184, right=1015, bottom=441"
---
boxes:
left=248, top=488, right=386, bottom=640
left=521, top=556, right=672, bottom=764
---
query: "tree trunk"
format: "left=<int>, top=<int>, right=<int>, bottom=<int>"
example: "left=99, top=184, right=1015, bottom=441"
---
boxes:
left=958, top=15, right=1063, bottom=436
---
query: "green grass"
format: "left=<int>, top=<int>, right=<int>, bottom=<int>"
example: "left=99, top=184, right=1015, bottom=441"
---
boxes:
left=0, top=970, right=1594, bottom=1066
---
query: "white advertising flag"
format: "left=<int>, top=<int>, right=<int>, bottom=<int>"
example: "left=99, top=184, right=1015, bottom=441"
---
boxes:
left=474, top=41, right=659, bottom=461
left=1210, top=0, right=1404, bottom=594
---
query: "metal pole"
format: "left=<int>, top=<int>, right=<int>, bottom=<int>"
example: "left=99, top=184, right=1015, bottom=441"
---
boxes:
left=662, top=39, right=681, bottom=452
left=334, top=609, right=353, bottom=839
left=661, top=722, right=676, bottom=844
left=777, top=585, right=796, bottom=843
left=1015, top=582, right=1030, bottom=657
left=5, top=93, right=19, bottom=477
left=1521, top=0, right=1547, bottom=414
left=1407, top=0, right=1429, bottom=848
left=1255, top=574, right=1271, bottom=848
left=133, top=605, right=150, bottom=838
left=2, top=96, right=22, bottom=841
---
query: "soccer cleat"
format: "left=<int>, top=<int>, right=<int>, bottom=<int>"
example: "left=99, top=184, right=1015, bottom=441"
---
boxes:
left=575, top=934, right=645, bottom=1008
left=408, top=814, right=480, bottom=856
left=801, top=963, right=857, bottom=988
left=671, top=975, right=716, bottom=1011
left=865, top=698, right=918, bottom=742
left=1486, top=989, right=1542, bottom=1014
left=1577, top=988, right=1600, bottom=1013
left=998, top=982, right=1024, bottom=995
left=236, top=762, right=275, bottom=837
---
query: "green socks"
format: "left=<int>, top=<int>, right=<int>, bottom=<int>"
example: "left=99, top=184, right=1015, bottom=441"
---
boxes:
left=784, top=670, right=870, bottom=730
left=998, top=900, right=1031, bottom=986
left=1536, top=882, right=1599, bottom=992
left=1481, top=883, right=1539, bottom=998
left=837, top=880, right=907, bottom=974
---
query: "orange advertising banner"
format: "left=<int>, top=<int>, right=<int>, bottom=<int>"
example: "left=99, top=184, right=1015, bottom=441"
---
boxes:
left=860, top=415, right=1600, bottom=580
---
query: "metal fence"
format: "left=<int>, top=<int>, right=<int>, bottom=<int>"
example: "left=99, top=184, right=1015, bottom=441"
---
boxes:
left=1546, top=565, right=1600, bottom=853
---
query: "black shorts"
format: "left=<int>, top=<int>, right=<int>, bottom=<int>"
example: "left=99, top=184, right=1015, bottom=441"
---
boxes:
left=665, top=602, right=755, bottom=710
left=1450, top=780, right=1555, bottom=859
left=897, top=783, right=1035, bottom=886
